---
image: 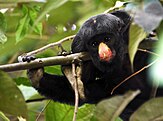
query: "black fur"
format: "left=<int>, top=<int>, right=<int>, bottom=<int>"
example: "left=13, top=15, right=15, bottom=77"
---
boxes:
left=27, top=10, right=163, bottom=120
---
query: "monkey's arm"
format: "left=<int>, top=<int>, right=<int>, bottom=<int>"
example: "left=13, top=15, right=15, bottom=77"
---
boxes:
left=27, top=68, right=76, bottom=105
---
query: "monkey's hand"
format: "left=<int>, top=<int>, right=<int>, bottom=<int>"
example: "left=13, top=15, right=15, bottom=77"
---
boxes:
left=18, top=55, right=44, bottom=88
left=27, top=68, right=44, bottom=88
left=18, top=55, right=36, bottom=63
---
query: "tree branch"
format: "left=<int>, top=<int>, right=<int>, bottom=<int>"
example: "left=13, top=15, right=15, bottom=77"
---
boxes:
left=23, top=35, right=75, bottom=56
left=0, top=52, right=90, bottom=72
left=72, top=63, right=79, bottom=121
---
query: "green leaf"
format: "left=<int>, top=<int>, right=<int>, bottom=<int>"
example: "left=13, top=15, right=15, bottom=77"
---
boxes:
left=77, top=104, right=96, bottom=121
left=0, top=12, right=7, bottom=44
left=0, top=111, right=10, bottom=121
left=16, top=6, right=30, bottom=43
left=0, top=30, right=7, bottom=44
left=129, top=23, right=147, bottom=68
left=130, top=97, right=163, bottom=121
left=22, top=4, right=28, bottom=15
left=29, top=6, right=42, bottom=35
left=46, top=102, right=95, bottom=121
left=0, top=0, right=45, bottom=3
left=0, top=12, right=7, bottom=31
left=14, top=77, right=31, bottom=87
left=0, top=70, right=27, bottom=119
left=32, top=0, right=68, bottom=30
left=104, top=1, right=127, bottom=13
left=95, top=90, right=140, bottom=121
left=116, top=117, right=123, bottom=121
left=44, top=65, right=62, bottom=75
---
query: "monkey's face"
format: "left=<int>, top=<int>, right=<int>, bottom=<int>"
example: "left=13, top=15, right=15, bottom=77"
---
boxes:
left=87, top=33, right=116, bottom=62
left=86, top=33, right=124, bottom=72
left=72, top=12, right=131, bottom=72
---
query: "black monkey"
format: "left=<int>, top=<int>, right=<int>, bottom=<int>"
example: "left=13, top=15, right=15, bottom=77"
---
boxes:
left=25, top=10, right=163, bottom=120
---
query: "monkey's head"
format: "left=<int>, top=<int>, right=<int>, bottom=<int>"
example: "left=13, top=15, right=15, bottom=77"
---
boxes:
left=72, top=10, right=131, bottom=72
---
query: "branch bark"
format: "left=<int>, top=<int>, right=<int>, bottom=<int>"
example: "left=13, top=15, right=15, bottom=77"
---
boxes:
left=0, top=52, right=90, bottom=72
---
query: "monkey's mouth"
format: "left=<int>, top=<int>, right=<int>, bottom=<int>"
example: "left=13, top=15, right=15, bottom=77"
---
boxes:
left=98, top=42, right=116, bottom=62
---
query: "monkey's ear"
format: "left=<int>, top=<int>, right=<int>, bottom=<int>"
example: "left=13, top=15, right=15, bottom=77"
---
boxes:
left=111, top=10, right=131, bottom=33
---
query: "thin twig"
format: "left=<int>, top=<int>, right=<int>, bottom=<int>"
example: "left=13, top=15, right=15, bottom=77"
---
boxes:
left=138, top=48, right=160, bottom=57
left=72, top=63, right=79, bottom=121
left=36, top=100, right=51, bottom=121
left=138, top=48, right=160, bottom=98
left=24, top=35, right=75, bottom=56
left=111, top=59, right=159, bottom=95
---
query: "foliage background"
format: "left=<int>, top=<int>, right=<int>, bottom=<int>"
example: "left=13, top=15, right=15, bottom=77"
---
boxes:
left=0, top=0, right=162, bottom=121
